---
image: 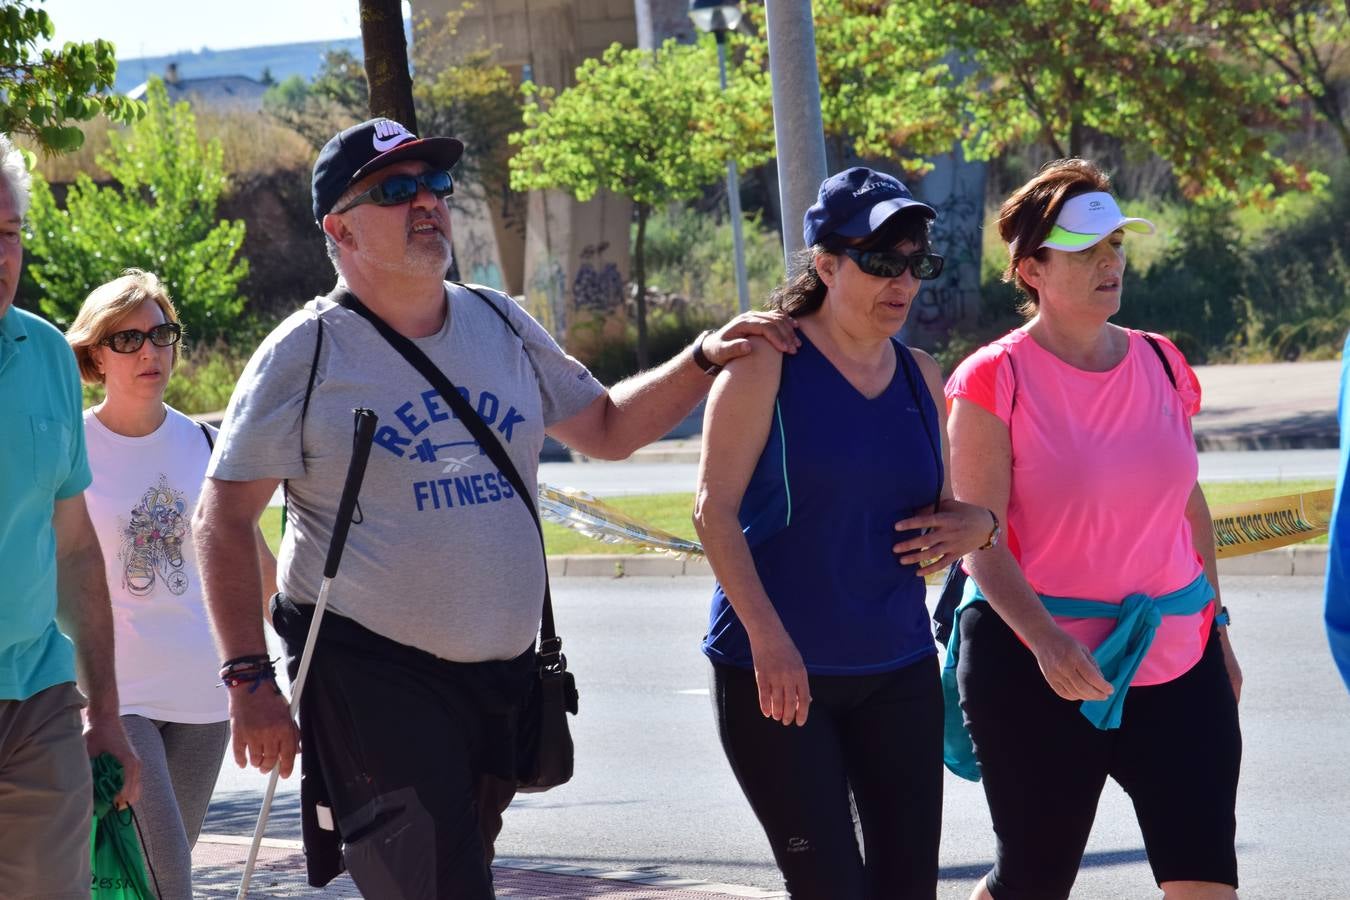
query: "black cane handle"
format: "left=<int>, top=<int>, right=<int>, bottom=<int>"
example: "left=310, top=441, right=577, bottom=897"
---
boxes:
left=323, top=408, right=378, bottom=578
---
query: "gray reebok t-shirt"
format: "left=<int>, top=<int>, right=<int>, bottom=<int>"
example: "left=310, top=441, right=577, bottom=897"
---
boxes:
left=209, top=282, right=604, bottom=662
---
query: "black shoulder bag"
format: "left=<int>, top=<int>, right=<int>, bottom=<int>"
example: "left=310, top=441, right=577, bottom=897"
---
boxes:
left=928, top=331, right=1180, bottom=645
left=333, top=284, right=578, bottom=792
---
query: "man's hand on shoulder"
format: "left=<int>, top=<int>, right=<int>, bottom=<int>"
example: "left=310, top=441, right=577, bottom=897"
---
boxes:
left=702, top=310, right=800, bottom=368
left=228, top=685, right=301, bottom=778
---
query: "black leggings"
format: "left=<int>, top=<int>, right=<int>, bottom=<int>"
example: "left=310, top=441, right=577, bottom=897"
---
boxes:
left=712, top=655, right=943, bottom=900
left=958, top=603, right=1241, bottom=900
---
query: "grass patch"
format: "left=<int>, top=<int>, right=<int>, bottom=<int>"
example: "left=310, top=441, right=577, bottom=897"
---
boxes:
left=258, top=479, right=1334, bottom=557
left=260, top=505, right=283, bottom=553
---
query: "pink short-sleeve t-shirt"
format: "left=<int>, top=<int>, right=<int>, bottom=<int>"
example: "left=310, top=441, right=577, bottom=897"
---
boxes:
left=946, top=328, right=1211, bottom=686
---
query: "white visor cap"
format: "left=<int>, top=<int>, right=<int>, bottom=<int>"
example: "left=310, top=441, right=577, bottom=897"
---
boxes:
left=1040, top=191, right=1156, bottom=252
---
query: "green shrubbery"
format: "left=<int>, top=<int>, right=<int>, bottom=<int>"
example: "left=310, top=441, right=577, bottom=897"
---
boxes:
left=642, top=203, right=786, bottom=318
left=1118, top=165, right=1350, bottom=362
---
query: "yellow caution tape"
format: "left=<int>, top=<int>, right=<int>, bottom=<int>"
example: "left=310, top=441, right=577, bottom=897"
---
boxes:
left=1210, top=489, right=1333, bottom=558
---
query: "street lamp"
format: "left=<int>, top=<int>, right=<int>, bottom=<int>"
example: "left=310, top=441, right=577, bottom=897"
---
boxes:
left=689, top=0, right=751, bottom=313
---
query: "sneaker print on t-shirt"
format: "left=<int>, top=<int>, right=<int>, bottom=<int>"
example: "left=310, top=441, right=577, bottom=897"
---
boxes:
left=119, top=474, right=190, bottom=596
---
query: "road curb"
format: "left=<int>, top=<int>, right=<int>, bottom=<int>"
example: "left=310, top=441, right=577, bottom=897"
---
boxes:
left=548, top=553, right=711, bottom=578
left=1216, top=545, right=1327, bottom=576
left=546, top=548, right=1328, bottom=578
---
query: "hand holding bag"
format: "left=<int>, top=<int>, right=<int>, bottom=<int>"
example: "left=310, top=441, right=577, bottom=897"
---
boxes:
left=90, top=753, right=156, bottom=900
left=334, top=285, right=578, bottom=792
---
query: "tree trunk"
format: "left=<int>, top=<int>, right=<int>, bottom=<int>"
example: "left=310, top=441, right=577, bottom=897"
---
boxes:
left=1068, top=118, right=1086, bottom=159
left=360, top=0, right=417, bottom=130
left=633, top=202, right=650, bottom=372
left=1314, top=86, right=1350, bottom=159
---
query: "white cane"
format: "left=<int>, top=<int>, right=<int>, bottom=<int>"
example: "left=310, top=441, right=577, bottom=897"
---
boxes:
left=237, top=408, right=379, bottom=899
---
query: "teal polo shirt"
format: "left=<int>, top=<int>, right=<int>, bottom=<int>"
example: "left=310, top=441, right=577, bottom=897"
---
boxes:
left=0, top=306, right=90, bottom=700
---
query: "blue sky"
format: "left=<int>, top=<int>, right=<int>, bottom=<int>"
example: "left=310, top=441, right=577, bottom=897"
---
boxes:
left=41, top=0, right=399, bottom=59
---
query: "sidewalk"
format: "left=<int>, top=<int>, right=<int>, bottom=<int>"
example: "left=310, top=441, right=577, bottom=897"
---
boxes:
left=193, top=836, right=785, bottom=899
left=1189, top=359, right=1341, bottom=450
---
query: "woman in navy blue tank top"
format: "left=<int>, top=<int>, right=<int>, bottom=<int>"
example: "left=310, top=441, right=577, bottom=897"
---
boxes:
left=693, top=168, right=999, bottom=899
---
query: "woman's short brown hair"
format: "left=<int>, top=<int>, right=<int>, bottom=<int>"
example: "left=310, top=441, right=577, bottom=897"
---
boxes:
left=997, top=158, right=1113, bottom=314
left=66, top=269, right=181, bottom=384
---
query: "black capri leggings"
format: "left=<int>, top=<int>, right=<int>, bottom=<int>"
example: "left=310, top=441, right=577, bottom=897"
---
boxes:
left=957, top=603, right=1241, bottom=900
left=712, top=654, right=943, bottom=900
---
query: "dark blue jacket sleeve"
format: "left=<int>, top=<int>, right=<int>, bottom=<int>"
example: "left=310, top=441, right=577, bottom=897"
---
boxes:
left=1327, top=330, right=1350, bottom=693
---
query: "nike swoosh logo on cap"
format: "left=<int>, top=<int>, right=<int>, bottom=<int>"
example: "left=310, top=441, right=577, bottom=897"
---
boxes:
left=372, top=132, right=413, bottom=152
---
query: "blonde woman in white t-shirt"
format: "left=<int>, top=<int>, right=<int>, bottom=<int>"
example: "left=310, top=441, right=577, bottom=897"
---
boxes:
left=66, top=269, right=277, bottom=900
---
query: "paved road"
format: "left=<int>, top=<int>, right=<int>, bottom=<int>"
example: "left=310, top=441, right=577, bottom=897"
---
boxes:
left=204, top=574, right=1348, bottom=899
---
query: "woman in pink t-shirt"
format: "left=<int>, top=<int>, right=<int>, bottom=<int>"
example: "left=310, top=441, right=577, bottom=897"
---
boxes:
left=946, top=160, right=1243, bottom=900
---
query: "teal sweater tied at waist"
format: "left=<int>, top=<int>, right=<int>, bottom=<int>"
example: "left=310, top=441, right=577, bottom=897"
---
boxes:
left=941, top=572, right=1214, bottom=782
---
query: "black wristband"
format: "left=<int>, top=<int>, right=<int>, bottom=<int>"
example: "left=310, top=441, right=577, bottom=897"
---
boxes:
left=221, top=653, right=272, bottom=669
left=691, top=330, right=722, bottom=376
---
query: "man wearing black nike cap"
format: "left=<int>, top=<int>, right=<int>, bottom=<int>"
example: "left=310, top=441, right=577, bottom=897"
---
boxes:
left=194, top=118, right=799, bottom=897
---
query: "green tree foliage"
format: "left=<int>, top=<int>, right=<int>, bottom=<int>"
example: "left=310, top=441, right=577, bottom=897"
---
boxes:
left=937, top=0, right=1313, bottom=200
left=0, top=0, right=142, bottom=157
left=263, top=49, right=369, bottom=148
left=742, top=0, right=1321, bottom=201
left=24, top=79, right=248, bottom=342
left=743, top=0, right=960, bottom=176
left=1186, top=0, right=1350, bottom=157
left=509, top=37, right=774, bottom=368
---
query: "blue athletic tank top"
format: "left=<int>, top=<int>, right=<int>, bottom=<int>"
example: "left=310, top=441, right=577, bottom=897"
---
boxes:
left=702, top=333, right=942, bottom=675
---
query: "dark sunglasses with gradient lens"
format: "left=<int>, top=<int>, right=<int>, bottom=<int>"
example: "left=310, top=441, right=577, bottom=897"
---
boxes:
left=842, top=248, right=945, bottom=281
left=335, top=170, right=455, bottom=214
left=101, top=322, right=182, bottom=354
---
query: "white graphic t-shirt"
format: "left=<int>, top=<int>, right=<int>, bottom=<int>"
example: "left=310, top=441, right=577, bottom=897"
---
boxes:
left=84, top=406, right=227, bottom=723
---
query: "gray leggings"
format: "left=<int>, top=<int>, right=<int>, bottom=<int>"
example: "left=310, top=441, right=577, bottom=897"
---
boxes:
left=121, top=715, right=229, bottom=900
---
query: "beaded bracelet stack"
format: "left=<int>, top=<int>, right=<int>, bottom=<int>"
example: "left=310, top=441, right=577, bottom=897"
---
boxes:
left=219, top=654, right=281, bottom=694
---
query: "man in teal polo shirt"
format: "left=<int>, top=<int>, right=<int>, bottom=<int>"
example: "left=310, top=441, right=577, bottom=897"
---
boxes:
left=0, top=133, right=141, bottom=897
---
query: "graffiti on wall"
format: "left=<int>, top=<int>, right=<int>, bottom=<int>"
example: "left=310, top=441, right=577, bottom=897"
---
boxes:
left=456, top=226, right=505, bottom=292
left=528, top=256, right=567, bottom=332
left=908, top=171, right=985, bottom=349
left=571, top=242, right=625, bottom=311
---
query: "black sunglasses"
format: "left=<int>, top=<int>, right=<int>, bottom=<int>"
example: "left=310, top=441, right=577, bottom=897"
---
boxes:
left=101, top=322, right=182, bottom=354
left=841, top=248, right=945, bottom=281
left=335, top=170, right=455, bottom=213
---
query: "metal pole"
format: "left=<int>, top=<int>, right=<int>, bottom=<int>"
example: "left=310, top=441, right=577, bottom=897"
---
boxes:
left=764, top=0, right=828, bottom=273
left=237, top=409, right=380, bottom=900
left=716, top=34, right=751, bottom=313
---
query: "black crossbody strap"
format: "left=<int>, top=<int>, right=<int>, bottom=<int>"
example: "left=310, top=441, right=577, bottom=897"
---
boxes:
left=451, top=281, right=521, bottom=338
left=895, top=342, right=943, bottom=515
left=282, top=308, right=326, bottom=537
left=1137, top=331, right=1178, bottom=389
left=333, top=286, right=559, bottom=644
